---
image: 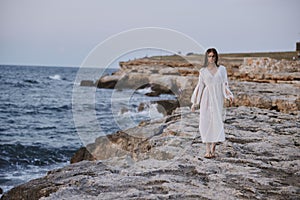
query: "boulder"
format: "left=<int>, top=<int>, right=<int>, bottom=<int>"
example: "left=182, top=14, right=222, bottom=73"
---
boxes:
left=96, top=75, right=120, bottom=89
left=113, top=73, right=150, bottom=89
left=70, top=147, right=95, bottom=164
left=79, top=80, right=95, bottom=87
left=152, top=100, right=180, bottom=115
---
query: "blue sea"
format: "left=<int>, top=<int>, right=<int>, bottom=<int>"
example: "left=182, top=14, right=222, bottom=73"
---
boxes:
left=0, top=65, right=175, bottom=194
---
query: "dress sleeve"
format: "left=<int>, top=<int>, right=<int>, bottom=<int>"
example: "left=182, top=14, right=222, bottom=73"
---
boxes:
left=191, top=69, right=205, bottom=105
left=222, top=66, right=234, bottom=99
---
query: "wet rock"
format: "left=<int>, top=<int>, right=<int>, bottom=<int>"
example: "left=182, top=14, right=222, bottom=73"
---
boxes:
left=80, top=80, right=95, bottom=87
left=96, top=75, right=120, bottom=89
left=137, top=102, right=146, bottom=112
left=70, top=147, right=95, bottom=164
left=149, top=83, right=172, bottom=95
left=152, top=100, right=180, bottom=115
left=119, top=107, right=129, bottom=114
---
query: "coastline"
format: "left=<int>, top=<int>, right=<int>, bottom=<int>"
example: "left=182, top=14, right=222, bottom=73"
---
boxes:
left=2, top=106, right=299, bottom=199
left=1, top=52, right=299, bottom=199
left=93, top=52, right=300, bottom=113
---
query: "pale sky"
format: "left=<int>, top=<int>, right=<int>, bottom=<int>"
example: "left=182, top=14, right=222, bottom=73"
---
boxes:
left=0, top=0, right=299, bottom=66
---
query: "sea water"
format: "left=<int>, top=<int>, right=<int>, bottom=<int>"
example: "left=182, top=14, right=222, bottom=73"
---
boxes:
left=0, top=65, right=175, bottom=194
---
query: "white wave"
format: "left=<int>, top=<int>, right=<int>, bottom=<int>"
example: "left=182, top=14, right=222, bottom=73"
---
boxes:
left=136, top=87, right=152, bottom=95
left=147, top=103, right=164, bottom=119
left=49, top=74, right=62, bottom=80
left=117, top=103, right=163, bottom=120
left=112, top=101, right=165, bottom=131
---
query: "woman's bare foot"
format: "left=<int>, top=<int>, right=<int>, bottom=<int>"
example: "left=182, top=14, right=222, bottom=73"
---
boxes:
left=204, top=152, right=213, bottom=159
left=204, top=143, right=216, bottom=158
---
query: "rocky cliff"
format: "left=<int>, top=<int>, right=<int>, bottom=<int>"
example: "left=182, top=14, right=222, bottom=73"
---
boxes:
left=95, top=55, right=300, bottom=112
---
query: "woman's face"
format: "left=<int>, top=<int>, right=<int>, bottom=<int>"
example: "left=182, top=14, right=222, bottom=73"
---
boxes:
left=207, top=52, right=215, bottom=64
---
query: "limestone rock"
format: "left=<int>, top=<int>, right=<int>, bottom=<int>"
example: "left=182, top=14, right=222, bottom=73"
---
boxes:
left=2, top=106, right=299, bottom=199
left=229, top=81, right=300, bottom=113
left=94, top=56, right=300, bottom=112
left=228, top=57, right=300, bottom=83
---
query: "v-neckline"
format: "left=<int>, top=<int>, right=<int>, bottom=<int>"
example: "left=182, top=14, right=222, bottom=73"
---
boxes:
left=207, top=66, right=219, bottom=77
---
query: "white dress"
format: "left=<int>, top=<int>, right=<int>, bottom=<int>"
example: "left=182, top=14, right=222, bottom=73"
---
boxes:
left=191, top=65, right=233, bottom=143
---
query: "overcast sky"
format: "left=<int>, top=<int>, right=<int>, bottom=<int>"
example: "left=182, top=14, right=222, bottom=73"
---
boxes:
left=0, top=0, right=299, bottom=66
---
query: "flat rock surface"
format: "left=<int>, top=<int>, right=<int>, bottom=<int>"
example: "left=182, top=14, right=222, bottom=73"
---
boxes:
left=2, top=106, right=299, bottom=200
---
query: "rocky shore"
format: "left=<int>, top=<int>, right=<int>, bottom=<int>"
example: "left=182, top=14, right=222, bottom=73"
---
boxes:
left=2, top=106, right=299, bottom=199
left=93, top=54, right=300, bottom=112
left=2, top=53, right=299, bottom=199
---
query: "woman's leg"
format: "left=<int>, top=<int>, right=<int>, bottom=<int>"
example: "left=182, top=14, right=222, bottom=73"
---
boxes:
left=211, top=143, right=216, bottom=157
left=205, top=143, right=211, bottom=158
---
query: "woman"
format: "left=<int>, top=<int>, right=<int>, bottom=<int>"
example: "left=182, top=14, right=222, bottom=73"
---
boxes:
left=191, top=48, right=233, bottom=158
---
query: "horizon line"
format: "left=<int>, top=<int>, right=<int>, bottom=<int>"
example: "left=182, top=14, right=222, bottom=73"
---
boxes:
left=0, top=50, right=297, bottom=67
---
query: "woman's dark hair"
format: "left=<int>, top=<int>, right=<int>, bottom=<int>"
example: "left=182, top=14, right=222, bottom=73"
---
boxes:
left=203, top=48, right=219, bottom=67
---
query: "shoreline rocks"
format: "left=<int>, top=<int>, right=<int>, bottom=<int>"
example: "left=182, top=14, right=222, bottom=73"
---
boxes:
left=81, top=55, right=300, bottom=113
left=227, top=57, right=300, bottom=83
left=2, top=106, right=299, bottom=199
left=229, top=81, right=300, bottom=113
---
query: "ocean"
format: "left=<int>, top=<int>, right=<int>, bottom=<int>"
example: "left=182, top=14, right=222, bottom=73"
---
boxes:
left=0, top=65, right=175, bottom=194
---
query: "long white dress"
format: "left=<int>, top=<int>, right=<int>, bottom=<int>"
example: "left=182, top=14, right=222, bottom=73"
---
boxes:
left=191, top=65, right=233, bottom=143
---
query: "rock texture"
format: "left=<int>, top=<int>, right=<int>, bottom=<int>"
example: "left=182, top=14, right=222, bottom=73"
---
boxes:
left=92, top=55, right=300, bottom=112
left=229, top=81, right=300, bottom=113
left=2, top=106, right=299, bottom=200
left=229, top=57, right=300, bottom=83
left=79, top=80, right=95, bottom=87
